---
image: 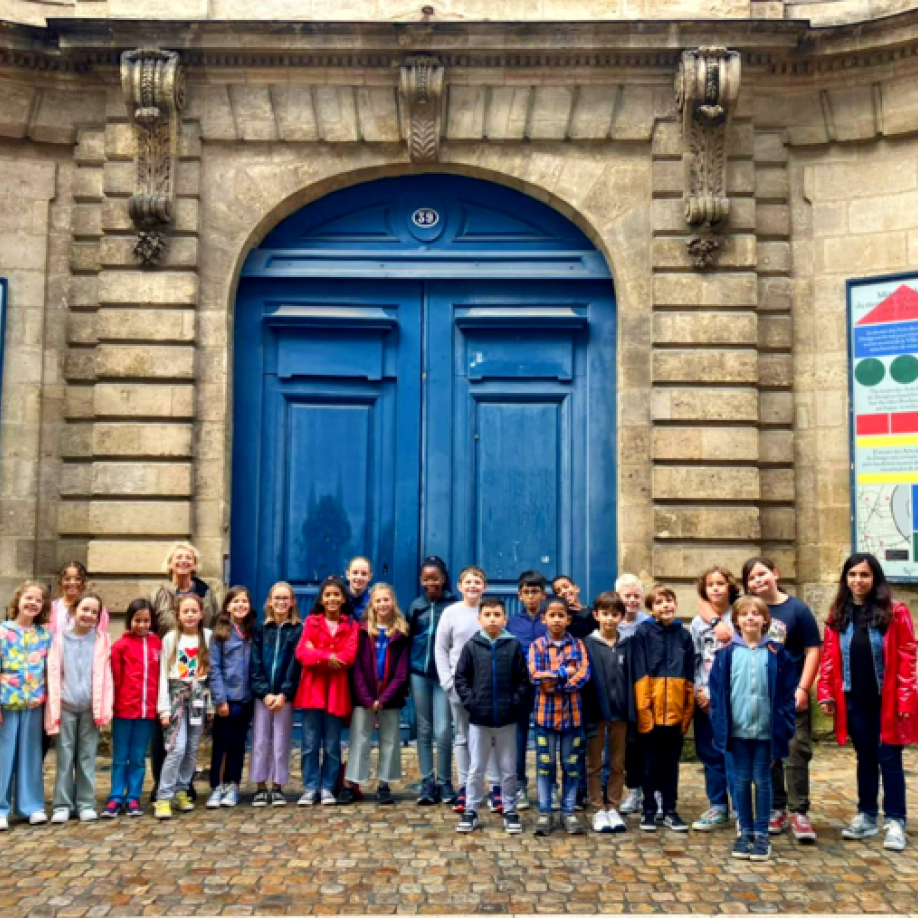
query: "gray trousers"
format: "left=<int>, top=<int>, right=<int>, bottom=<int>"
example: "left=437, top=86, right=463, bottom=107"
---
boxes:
left=448, top=696, right=499, bottom=789
left=158, top=708, right=204, bottom=801
left=345, top=706, right=402, bottom=784
left=467, top=723, right=517, bottom=816
left=53, top=708, right=100, bottom=814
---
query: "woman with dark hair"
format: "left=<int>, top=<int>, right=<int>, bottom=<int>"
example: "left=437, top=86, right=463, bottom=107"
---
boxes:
left=817, top=552, right=918, bottom=852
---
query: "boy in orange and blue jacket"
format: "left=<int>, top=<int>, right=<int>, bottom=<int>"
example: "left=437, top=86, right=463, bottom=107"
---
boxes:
left=527, top=596, right=590, bottom=836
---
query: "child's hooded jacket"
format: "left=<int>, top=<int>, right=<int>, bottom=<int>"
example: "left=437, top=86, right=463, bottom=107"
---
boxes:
left=631, top=618, right=695, bottom=734
left=351, top=623, right=411, bottom=711
left=294, top=613, right=359, bottom=716
left=111, top=630, right=162, bottom=719
left=45, top=627, right=114, bottom=733
left=0, top=621, right=52, bottom=709
left=455, top=630, right=531, bottom=727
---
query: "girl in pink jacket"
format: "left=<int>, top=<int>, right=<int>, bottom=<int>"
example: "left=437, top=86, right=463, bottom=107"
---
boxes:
left=45, top=593, right=113, bottom=824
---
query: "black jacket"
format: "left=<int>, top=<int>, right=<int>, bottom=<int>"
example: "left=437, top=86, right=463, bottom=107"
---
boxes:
left=567, top=608, right=598, bottom=641
left=250, top=620, right=303, bottom=699
left=581, top=632, right=634, bottom=727
left=454, top=631, right=531, bottom=727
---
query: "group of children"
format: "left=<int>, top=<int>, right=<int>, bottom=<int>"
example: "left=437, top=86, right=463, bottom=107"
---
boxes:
left=0, top=547, right=914, bottom=861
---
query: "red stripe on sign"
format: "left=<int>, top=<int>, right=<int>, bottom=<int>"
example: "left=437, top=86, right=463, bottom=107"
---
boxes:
left=856, top=414, right=889, bottom=435
left=891, top=412, right=918, bottom=434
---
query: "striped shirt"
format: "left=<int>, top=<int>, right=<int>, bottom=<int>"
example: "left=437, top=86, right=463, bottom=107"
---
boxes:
left=527, top=633, right=591, bottom=730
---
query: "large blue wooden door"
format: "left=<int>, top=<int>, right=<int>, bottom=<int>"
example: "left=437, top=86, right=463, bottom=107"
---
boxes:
left=232, top=175, right=616, bottom=611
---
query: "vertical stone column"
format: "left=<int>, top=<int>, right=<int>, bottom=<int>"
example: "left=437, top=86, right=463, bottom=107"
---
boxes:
left=650, top=49, right=761, bottom=602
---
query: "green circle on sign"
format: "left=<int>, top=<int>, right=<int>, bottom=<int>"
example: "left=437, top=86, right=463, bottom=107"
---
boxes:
left=890, top=354, right=918, bottom=385
left=855, top=358, right=886, bottom=387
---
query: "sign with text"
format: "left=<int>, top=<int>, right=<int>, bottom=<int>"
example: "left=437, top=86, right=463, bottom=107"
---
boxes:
left=849, top=273, right=918, bottom=580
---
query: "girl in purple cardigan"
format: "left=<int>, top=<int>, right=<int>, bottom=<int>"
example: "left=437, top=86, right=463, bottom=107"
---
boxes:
left=343, top=584, right=411, bottom=804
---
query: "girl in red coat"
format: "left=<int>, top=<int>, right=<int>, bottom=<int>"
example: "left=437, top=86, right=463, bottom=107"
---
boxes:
left=294, top=576, right=359, bottom=806
left=817, top=552, right=918, bottom=852
left=103, top=599, right=161, bottom=817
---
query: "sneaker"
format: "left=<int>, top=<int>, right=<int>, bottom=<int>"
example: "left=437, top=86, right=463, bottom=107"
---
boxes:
left=271, top=789, right=287, bottom=807
left=417, top=779, right=436, bottom=806
left=174, top=791, right=195, bottom=813
left=453, top=788, right=466, bottom=814
left=504, top=812, right=523, bottom=834
left=51, top=808, right=69, bottom=825
left=884, top=818, right=907, bottom=851
left=664, top=812, right=689, bottom=833
left=206, top=786, right=224, bottom=809
left=692, top=807, right=730, bottom=832
left=351, top=784, right=365, bottom=803
left=457, top=810, right=479, bottom=833
left=732, top=833, right=754, bottom=859
left=654, top=791, right=665, bottom=822
left=534, top=813, right=553, bottom=836
left=563, top=813, right=585, bottom=835
left=750, top=833, right=772, bottom=861
left=221, top=784, right=239, bottom=808
left=154, top=800, right=173, bottom=820
left=297, top=790, right=317, bottom=806
left=842, top=812, right=879, bottom=840
left=126, top=801, right=143, bottom=818
left=768, top=809, right=788, bottom=835
left=789, top=812, right=817, bottom=843
left=488, top=785, right=503, bottom=813
left=592, top=809, right=612, bottom=834
left=620, top=787, right=642, bottom=815
left=378, top=783, right=394, bottom=805
left=29, top=810, right=48, bottom=826
left=514, top=787, right=531, bottom=811
left=101, top=801, right=121, bottom=819
left=439, top=782, right=457, bottom=806
left=0, top=816, right=7, bottom=831
left=320, top=789, right=337, bottom=806
left=551, top=788, right=561, bottom=812
left=253, top=790, right=270, bottom=807
left=78, top=809, right=98, bottom=823
left=607, top=808, right=627, bottom=833
left=337, top=786, right=356, bottom=805
left=640, top=811, right=657, bottom=832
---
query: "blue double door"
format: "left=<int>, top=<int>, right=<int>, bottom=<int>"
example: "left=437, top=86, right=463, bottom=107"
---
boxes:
left=232, top=277, right=616, bottom=612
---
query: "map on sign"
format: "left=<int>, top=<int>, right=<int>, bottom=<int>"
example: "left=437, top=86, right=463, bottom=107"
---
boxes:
left=850, top=274, right=918, bottom=580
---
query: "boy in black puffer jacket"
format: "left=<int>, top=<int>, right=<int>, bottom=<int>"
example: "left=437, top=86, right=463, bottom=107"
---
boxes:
left=454, top=597, right=531, bottom=835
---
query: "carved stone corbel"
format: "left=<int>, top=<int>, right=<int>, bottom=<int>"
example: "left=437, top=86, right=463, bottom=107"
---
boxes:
left=399, top=55, right=445, bottom=164
left=120, top=48, right=185, bottom=267
left=675, top=47, right=741, bottom=269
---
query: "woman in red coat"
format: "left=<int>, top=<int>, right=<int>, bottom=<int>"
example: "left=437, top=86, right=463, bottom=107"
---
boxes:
left=294, top=576, right=359, bottom=806
left=817, top=552, right=917, bottom=852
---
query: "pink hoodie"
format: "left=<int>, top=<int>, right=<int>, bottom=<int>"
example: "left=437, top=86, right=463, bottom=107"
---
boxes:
left=45, top=627, right=114, bottom=734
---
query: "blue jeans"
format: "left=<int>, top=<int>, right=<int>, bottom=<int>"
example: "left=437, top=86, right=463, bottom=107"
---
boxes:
left=694, top=707, right=734, bottom=811
left=535, top=726, right=584, bottom=815
left=732, top=737, right=771, bottom=836
left=0, top=707, right=45, bottom=818
left=410, top=674, right=452, bottom=785
left=301, top=710, right=344, bottom=793
left=515, top=707, right=532, bottom=787
left=109, top=717, right=155, bottom=804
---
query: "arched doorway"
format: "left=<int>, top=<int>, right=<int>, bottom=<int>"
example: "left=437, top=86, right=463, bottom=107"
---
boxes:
left=231, top=175, right=616, bottom=611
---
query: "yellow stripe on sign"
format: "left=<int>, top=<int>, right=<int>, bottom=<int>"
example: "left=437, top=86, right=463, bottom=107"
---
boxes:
left=858, top=435, right=918, bottom=448
left=857, top=472, right=918, bottom=484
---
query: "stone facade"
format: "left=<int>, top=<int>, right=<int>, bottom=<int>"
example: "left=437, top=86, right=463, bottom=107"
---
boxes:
left=3, top=0, right=918, bottom=614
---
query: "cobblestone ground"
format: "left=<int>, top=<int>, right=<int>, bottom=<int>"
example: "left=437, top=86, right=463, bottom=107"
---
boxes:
left=2, top=746, right=918, bottom=916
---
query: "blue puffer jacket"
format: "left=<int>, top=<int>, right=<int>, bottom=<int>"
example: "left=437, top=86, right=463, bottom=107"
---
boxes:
left=250, top=620, right=303, bottom=700
left=406, top=591, right=457, bottom=679
left=709, top=636, right=797, bottom=760
left=210, top=628, right=253, bottom=706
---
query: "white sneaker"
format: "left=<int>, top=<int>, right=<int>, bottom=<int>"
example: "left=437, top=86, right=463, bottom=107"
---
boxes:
left=0, top=815, right=8, bottom=831
left=884, top=818, right=907, bottom=851
left=51, top=808, right=69, bottom=824
left=78, top=809, right=98, bottom=823
left=592, top=809, right=612, bottom=834
left=620, top=787, right=642, bottom=815
left=297, top=790, right=317, bottom=806
left=320, top=789, right=337, bottom=806
left=28, top=811, right=48, bottom=826
left=607, top=807, right=627, bottom=833
left=515, top=787, right=530, bottom=811
left=206, top=786, right=225, bottom=809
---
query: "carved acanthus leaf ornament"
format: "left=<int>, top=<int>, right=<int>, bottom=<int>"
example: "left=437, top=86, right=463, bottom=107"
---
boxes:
left=399, top=55, right=445, bottom=164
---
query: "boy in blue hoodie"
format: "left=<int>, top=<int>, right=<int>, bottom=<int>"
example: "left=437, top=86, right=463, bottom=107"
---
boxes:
left=454, top=598, right=531, bottom=835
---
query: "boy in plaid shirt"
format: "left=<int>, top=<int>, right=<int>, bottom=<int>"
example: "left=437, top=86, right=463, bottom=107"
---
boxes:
left=527, top=596, right=591, bottom=836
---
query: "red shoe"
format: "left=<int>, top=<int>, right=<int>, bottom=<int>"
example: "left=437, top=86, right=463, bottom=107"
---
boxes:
left=453, top=788, right=466, bottom=813
left=789, top=812, right=817, bottom=843
left=768, top=810, right=788, bottom=836
left=488, top=785, right=503, bottom=814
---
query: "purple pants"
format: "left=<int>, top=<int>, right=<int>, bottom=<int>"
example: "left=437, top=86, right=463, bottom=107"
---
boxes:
left=248, top=699, right=294, bottom=786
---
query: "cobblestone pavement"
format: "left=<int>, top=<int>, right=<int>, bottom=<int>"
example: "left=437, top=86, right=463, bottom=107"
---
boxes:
left=2, top=746, right=918, bottom=916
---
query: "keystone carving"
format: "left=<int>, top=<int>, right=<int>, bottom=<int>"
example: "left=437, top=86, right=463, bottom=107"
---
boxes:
left=121, top=48, right=185, bottom=267
left=675, top=47, right=741, bottom=268
left=399, top=55, right=445, bottom=164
